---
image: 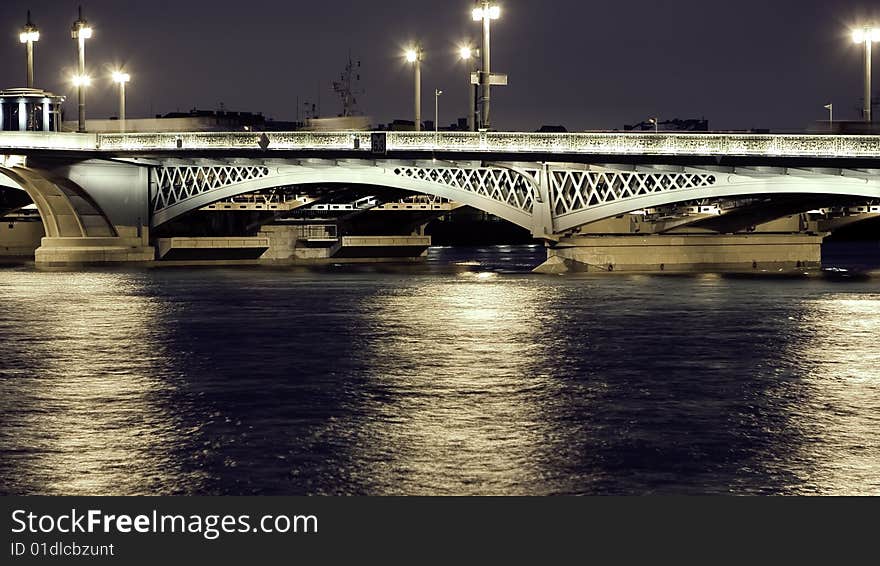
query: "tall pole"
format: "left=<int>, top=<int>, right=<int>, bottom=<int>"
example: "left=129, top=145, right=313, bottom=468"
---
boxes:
left=78, top=26, right=86, bottom=132
left=434, top=89, right=442, bottom=132
left=865, top=36, right=873, bottom=123
left=21, top=11, right=39, bottom=89
left=480, top=1, right=492, bottom=130
left=72, top=6, right=92, bottom=133
left=414, top=55, right=421, bottom=132
left=119, top=81, right=126, bottom=133
left=27, top=40, right=35, bottom=88
left=459, top=46, right=478, bottom=131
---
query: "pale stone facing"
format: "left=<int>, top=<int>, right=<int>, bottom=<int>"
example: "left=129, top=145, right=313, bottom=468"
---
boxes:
left=536, top=234, right=824, bottom=273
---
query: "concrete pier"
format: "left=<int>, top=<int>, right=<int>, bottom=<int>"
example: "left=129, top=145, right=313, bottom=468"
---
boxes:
left=535, top=233, right=824, bottom=274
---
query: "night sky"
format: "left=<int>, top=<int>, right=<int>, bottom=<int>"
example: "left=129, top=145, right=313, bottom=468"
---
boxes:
left=1, top=0, right=879, bottom=131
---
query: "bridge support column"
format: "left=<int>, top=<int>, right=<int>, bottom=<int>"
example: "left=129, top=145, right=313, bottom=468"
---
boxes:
left=534, top=233, right=825, bottom=274
left=530, top=163, right=554, bottom=239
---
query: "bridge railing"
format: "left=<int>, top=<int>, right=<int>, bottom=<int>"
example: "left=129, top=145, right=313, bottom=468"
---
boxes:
left=383, top=132, right=880, bottom=158
left=5, top=130, right=880, bottom=158
left=0, top=131, right=98, bottom=151
left=95, top=131, right=366, bottom=151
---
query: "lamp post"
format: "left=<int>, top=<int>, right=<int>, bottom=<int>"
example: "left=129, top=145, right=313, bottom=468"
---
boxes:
left=20, top=11, right=40, bottom=89
left=434, top=89, right=443, bottom=132
left=472, top=2, right=500, bottom=130
left=852, top=26, right=880, bottom=123
left=113, top=71, right=131, bottom=133
left=405, top=46, right=423, bottom=132
left=648, top=117, right=659, bottom=133
left=459, top=45, right=479, bottom=131
left=71, top=6, right=93, bottom=133
left=824, top=103, right=833, bottom=131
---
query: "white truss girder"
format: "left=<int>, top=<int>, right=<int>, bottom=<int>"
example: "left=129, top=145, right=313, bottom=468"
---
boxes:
left=153, top=165, right=270, bottom=212
left=149, top=161, right=880, bottom=236
left=391, top=166, right=539, bottom=213
left=549, top=169, right=717, bottom=216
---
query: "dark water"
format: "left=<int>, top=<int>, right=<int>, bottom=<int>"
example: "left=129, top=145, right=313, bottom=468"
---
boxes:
left=1, top=245, right=879, bottom=495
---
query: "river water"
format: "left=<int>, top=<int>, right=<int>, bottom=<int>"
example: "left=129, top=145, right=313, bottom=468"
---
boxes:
left=0, top=245, right=879, bottom=495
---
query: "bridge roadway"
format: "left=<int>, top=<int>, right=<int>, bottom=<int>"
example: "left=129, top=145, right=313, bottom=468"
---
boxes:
left=2, top=131, right=880, bottom=268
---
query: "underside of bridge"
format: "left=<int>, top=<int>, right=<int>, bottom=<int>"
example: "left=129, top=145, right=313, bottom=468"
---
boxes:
left=2, top=154, right=880, bottom=271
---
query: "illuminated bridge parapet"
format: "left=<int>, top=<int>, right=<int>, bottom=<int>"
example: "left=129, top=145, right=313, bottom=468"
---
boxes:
left=6, top=131, right=880, bottom=159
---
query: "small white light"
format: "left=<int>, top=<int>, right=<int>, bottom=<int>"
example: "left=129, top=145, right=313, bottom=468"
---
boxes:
left=872, top=29, right=880, bottom=42
left=405, top=49, right=419, bottom=63
left=459, top=46, right=473, bottom=60
left=112, top=71, right=131, bottom=84
left=488, top=6, right=501, bottom=19
left=72, top=74, right=91, bottom=87
left=472, top=8, right=484, bottom=21
left=854, top=29, right=866, bottom=43
left=80, top=26, right=93, bottom=39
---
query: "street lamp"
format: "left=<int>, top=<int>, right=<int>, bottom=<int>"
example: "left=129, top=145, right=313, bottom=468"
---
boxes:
left=405, top=46, right=423, bottom=132
left=472, top=2, right=501, bottom=130
left=71, top=6, right=93, bottom=133
left=113, top=71, right=131, bottom=133
left=20, top=11, right=40, bottom=89
left=72, top=75, right=91, bottom=87
left=434, top=89, right=443, bottom=132
left=648, top=117, right=659, bottom=133
left=852, top=26, right=880, bottom=123
left=459, top=45, right=479, bottom=131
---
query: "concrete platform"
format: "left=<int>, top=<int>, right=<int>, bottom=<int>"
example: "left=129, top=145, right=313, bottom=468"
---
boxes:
left=535, top=233, right=825, bottom=274
left=331, top=236, right=431, bottom=259
left=156, top=237, right=269, bottom=261
left=35, top=236, right=156, bottom=265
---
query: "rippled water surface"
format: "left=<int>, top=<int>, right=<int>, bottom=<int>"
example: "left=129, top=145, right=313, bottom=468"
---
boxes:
left=1, top=246, right=879, bottom=495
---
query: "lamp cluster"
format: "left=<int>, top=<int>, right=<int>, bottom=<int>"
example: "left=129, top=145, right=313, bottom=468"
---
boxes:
left=404, top=2, right=504, bottom=132
left=15, top=8, right=132, bottom=133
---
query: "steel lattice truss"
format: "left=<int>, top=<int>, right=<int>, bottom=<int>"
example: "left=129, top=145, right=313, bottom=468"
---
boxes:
left=392, top=166, right=538, bottom=213
left=549, top=170, right=717, bottom=216
left=153, top=165, right=271, bottom=212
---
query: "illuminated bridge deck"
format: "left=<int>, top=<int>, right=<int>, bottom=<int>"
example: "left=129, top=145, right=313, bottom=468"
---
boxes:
left=4, top=131, right=880, bottom=161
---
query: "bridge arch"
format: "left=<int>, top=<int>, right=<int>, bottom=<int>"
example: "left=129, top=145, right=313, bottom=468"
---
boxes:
left=552, top=173, right=880, bottom=233
left=151, top=164, right=537, bottom=230
left=0, top=166, right=116, bottom=238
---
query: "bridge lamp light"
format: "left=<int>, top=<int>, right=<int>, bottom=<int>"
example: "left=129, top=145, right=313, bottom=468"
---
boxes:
left=404, top=46, right=423, bottom=131
left=852, top=25, right=880, bottom=123
left=112, top=71, right=131, bottom=133
left=71, top=74, right=91, bottom=87
left=20, top=11, right=40, bottom=89
left=472, top=6, right=500, bottom=20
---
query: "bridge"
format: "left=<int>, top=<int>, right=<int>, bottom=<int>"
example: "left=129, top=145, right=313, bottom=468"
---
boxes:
left=2, top=130, right=880, bottom=270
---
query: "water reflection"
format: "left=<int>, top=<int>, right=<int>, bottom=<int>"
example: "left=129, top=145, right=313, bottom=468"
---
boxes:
left=0, top=271, right=197, bottom=495
left=351, top=273, right=560, bottom=494
left=786, top=294, right=880, bottom=495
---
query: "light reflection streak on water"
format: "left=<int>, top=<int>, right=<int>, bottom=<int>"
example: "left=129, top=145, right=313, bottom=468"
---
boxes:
left=787, top=295, right=880, bottom=495
left=0, top=271, right=193, bottom=495
left=351, top=272, right=559, bottom=495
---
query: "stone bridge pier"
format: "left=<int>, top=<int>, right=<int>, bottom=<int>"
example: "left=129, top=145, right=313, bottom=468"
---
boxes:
left=0, top=159, right=154, bottom=264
